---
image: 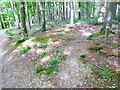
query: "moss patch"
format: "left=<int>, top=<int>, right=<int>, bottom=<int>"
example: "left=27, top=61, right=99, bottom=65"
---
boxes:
left=55, top=29, right=72, bottom=33
left=88, top=41, right=118, bottom=57
left=32, top=34, right=64, bottom=44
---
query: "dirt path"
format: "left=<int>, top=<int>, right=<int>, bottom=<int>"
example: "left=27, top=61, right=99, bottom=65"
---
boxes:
left=0, top=30, right=9, bottom=89
left=1, top=24, right=102, bottom=88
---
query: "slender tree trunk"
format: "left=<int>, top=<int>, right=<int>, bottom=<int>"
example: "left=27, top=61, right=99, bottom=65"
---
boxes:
left=41, top=2, right=46, bottom=31
left=97, top=1, right=105, bottom=24
left=70, top=1, right=74, bottom=24
left=10, top=0, right=20, bottom=28
left=102, top=2, right=117, bottom=42
left=78, top=2, right=81, bottom=19
left=26, top=2, right=31, bottom=29
left=20, top=1, right=28, bottom=37
left=101, top=2, right=116, bottom=32
left=0, top=15, right=5, bottom=29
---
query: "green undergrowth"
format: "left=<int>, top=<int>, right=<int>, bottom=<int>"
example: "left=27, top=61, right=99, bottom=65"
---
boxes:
left=87, top=30, right=116, bottom=40
left=5, top=28, right=20, bottom=40
left=87, top=31, right=105, bottom=40
left=88, top=40, right=118, bottom=57
left=32, top=48, right=67, bottom=75
left=20, top=46, right=31, bottom=55
left=16, top=37, right=29, bottom=44
left=91, top=64, right=118, bottom=87
left=32, top=34, right=64, bottom=44
left=55, top=29, right=72, bottom=33
left=5, top=28, right=19, bottom=36
left=80, top=54, right=86, bottom=58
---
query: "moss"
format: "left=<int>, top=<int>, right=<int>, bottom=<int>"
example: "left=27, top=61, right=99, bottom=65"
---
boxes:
left=32, top=34, right=64, bottom=44
left=89, top=41, right=118, bottom=57
left=87, top=32, right=105, bottom=40
left=55, top=29, right=72, bottom=33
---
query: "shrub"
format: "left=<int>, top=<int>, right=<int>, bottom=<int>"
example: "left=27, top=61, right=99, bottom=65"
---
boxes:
left=80, top=55, right=86, bottom=58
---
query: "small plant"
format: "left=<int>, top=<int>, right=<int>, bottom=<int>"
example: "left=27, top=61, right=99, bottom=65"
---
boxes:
left=86, top=33, right=94, bottom=40
left=20, top=47, right=31, bottom=54
left=36, top=67, right=46, bottom=73
left=80, top=54, right=86, bottom=58
left=35, top=58, right=60, bottom=75
left=39, top=45, right=48, bottom=49
left=48, top=58, right=60, bottom=65
left=54, top=49, right=61, bottom=54
left=58, top=55, right=67, bottom=60
left=112, top=27, right=117, bottom=30
left=110, top=31, right=115, bottom=34
left=16, top=37, right=28, bottom=44
left=41, top=52, right=49, bottom=58
left=113, top=20, right=119, bottom=24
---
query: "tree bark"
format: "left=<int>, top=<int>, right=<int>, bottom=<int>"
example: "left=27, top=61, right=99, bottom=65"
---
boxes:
left=41, top=2, right=46, bottom=31
left=101, top=2, right=116, bottom=31
left=97, top=1, right=105, bottom=24
left=26, top=1, right=31, bottom=29
left=20, top=1, right=28, bottom=37
left=70, top=1, right=74, bottom=24
left=78, top=2, right=81, bottom=19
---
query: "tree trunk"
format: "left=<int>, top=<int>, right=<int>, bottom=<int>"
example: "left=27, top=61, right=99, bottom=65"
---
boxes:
left=70, top=1, right=74, bottom=24
left=0, top=15, right=5, bottom=29
left=20, top=1, right=28, bottom=37
left=101, top=2, right=116, bottom=31
left=78, top=2, right=81, bottom=19
left=26, top=1, right=31, bottom=29
left=41, top=2, right=46, bottom=31
left=10, top=0, right=20, bottom=28
left=97, top=1, right=105, bottom=24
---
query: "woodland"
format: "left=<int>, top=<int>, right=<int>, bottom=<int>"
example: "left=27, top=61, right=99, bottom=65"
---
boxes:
left=0, top=0, right=120, bottom=88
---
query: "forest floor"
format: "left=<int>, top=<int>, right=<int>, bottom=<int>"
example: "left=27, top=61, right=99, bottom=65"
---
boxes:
left=1, top=22, right=119, bottom=88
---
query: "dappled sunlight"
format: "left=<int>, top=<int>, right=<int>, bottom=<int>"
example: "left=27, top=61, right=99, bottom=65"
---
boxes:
left=63, top=47, right=73, bottom=55
left=79, top=30, right=92, bottom=37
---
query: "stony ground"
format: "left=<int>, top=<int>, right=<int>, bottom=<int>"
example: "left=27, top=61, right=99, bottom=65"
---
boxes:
left=1, top=23, right=118, bottom=88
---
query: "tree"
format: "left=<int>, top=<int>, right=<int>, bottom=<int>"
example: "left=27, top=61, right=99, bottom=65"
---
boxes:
left=101, top=2, right=117, bottom=42
left=78, top=2, right=81, bottom=19
left=101, top=2, right=117, bottom=32
left=97, top=1, right=105, bottom=24
left=41, top=2, right=46, bottom=31
left=70, top=1, right=74, bottom=24
left=20, top=1, right=28, bottom=37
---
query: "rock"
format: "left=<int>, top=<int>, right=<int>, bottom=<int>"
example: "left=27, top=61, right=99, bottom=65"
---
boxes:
left=41, top=56, right=51, bottom=64
left=36, top=49, right=44, bottom=54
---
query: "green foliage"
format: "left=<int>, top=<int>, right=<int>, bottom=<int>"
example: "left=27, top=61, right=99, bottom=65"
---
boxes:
left=31, top=55, right=40, bottom=62
left=58, top=55, right=67, bottom=60
left=80, top=55, right=86, bottom=58
left=113, top=20, right=119, bottom=24
left=96, top=68, right=115, bottom=80
left=54, top=49, right=61, bottom=54
left=41, top=52, right=49, bottom=58
left=112, top=27, right=117, bottom=30
left=39, top=45, right=48, bottom=49
left=110, top=31, right=115, bottom=34
left=48, top=58, right=60, bottom=65
left=86, top=33, right=95, bottom=40
left=35, top=58, right=60, bottom=75
left=36, top=67, right=46, bottom=73
left=87, top=32, right=105, bottom=40
left=16, top=37, right=28, bottom=44
left=5, top=28, right=19, bottom=36
left=20, top=47, right=31, bottom=55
